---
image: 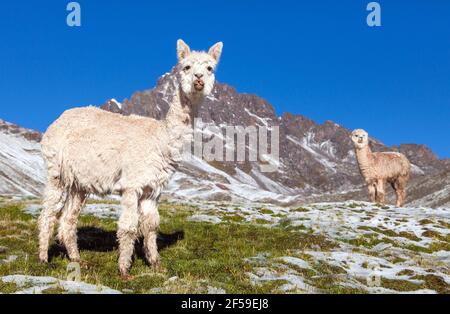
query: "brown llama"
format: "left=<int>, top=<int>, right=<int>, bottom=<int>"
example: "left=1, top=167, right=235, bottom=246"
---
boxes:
left=351, top=129, right=411, bottom=207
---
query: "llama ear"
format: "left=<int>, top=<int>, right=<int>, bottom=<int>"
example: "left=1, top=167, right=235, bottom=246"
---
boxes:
left=177, top=39, right=191, bottom=61
left=208, top=42, right=223, bottom=62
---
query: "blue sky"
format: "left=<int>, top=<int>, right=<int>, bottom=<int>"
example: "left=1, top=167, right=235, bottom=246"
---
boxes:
left=0, top=1, right=449, bottom=157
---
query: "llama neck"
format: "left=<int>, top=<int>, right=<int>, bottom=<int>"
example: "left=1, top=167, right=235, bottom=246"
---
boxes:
left=165, top=89, right=201, bottom=130
left=355, top=145, right=373, bottom=179
left=164, top=89, right=202, bottom=162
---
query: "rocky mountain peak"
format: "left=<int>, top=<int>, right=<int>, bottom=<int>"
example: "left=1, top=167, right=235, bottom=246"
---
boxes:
left=98, top=72, right=449, bottom=205
left=0, top=119, right=42, bottom=143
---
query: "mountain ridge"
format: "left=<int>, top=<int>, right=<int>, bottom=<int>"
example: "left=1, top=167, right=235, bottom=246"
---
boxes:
left=0, top=72, right=448, bottom=207
left=101, top=71, right=449, bottom=204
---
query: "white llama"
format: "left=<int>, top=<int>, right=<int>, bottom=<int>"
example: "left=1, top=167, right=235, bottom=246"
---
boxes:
left=38, top=40, right=223, bottom=278
left=351, top=129, right=411, bottom=207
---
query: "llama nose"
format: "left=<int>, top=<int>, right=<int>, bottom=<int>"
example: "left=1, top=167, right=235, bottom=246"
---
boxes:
left=195, top=73, right=203, bottom=79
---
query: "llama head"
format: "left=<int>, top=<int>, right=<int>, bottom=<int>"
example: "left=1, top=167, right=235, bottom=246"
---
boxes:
left=351, top=129, right=369, bottom=149
left=176, top=39, right=223, bottom=101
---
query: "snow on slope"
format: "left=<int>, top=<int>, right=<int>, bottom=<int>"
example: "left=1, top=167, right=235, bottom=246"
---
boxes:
left=166, top=155, right=301, bottom=204
left=287, top=134, right=338, bottom=172
left=0, top=128, right=45, bottom=196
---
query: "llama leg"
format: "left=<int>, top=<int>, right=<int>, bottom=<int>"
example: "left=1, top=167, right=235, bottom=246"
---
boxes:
left=376, top=179, right=386, bottom=205
left=38, top=180, right=66, bottom=262
left=393, top=180, right=403, bottom=207
left=117, top=190, right=140, bottom=277
left=139, top=198, right=161, bottom=268
left=395, top=176, right=408, bottom=207
left=57, top=191, right=86, bottom=261
left=367, top=183, right=377, bottom=203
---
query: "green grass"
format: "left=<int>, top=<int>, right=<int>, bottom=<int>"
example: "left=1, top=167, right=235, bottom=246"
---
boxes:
left=405, top=241, right=450, bottom=254
left=381, top=278, right=423, bottom=292
left=345, top=233, right=397, bottom=249
left=348, top=203, right=363, bottom=209
left=1, top=200, right=448, bottom=294
left=411, top=275, right=450, bottom=294
left=396, top=269, right=415, bottom=276
left=259, top=208, right=274, bottom=215
left=357, top=226, right=421, bottom=242
left=254, top=218, right=271, bottom=225
left=291, top=207, right=310, bottom=213
left=85, top=199, right=120, bottom=205
left=0, top=281, right=19, bottom=293
left=0, top=201, right=337, bottom=294
left=422, top=230, right=450, bottom=242
left=222, top=214, right=245, bottom=223
left=419, top=219, right=433, bottom=225
left=382, top=274, right=450, bottom=294
left=391, top=257, right=407, bottom=264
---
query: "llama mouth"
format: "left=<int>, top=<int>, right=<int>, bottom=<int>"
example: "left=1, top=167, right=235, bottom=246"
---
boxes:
left=194, top=80, right=205, bottom=91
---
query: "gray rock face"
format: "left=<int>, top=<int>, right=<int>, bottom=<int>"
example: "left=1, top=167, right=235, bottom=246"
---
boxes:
left=101, top=71, right=450, bottom=206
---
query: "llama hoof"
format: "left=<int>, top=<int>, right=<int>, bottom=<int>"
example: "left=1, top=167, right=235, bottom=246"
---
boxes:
left=157, top=266, right=167, bottom=273
left=149, top=256, right=161, bottom=267
left=120, top=274, right=135, bottom=281
left=151, top=260, right=166, bottom=273
left=39, top=253, right=49, bottom=263
left=68, top=255, right=80, bottom=262
left=152, top=263, right=165, bottom=272
left=119, top=266, right=132, bottom=279
left=76, top=260, right=91, bottom=269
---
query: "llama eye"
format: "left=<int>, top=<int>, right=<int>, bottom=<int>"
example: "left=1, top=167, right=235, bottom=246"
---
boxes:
left=184, top=65, right=191, bottom=71
left=207, top=66, right=213, bottom=72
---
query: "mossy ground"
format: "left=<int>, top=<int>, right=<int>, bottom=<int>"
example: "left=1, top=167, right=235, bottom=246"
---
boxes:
left=0, top=199, right=449, bottom=294
left=0, top=201, right=335, bottom=294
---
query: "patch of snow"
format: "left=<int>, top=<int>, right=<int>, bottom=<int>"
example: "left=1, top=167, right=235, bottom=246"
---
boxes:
left=244, top=108, right=271, bottom=127
left=188, top=214, right=222, bottom=224
left=84, top=203, right=122, bottom=219
left=206, top=95, right=219, bottom=102
left=411, top=164, right=425, bottom=175
left=1, top=255, right=18, bottom=264
left=207, top=286, right=226, bottom=294
left=110, top=98, right=122, bottom=110
left=248, top=267, right=318, bottom=293
left=277, top=256, right=311, bottom=270
left=23, top=204, right=42, bottom=216
left=0, top=131, right=45, bottom=196
left=250, top=169, right=294, bottom=195
left=1, top=275, right=121, bottom=294
left=287, top=135, right=337, bottom=173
